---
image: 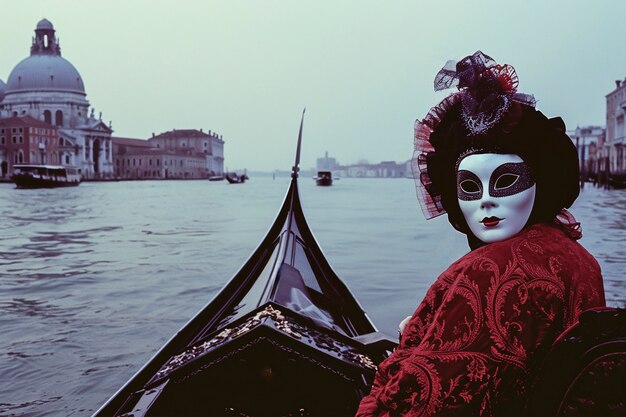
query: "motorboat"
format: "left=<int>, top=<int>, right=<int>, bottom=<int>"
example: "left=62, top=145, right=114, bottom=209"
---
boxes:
left=11, top=164, right=80, bottom=188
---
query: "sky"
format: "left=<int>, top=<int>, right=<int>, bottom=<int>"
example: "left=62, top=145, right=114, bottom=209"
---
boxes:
left=1, top=0, right=625, bottom=171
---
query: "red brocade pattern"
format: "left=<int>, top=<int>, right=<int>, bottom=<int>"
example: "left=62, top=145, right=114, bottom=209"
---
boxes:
left=357, top=224, right=605, bottom=417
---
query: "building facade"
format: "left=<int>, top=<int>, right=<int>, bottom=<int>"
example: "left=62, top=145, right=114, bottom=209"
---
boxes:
left=0, top=116, right=60, bottom=176
left=606, top=77, right=626, bottom=178
left=113, top=133, right=222, bottom=180
left=571, top=126, right=606, bottom=182
left=316, top=151, right=338, bottom=171
left=334, top=160, right=406, bottom=178
left=149, top=129, right=224, bottom=176
left=0, top=19, right=114, bottom=179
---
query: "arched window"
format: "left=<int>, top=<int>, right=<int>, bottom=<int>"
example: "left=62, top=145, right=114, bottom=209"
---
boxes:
left=18, top=151, right=24, bottom=163
left=55, top=110, right=63, bottom=126
left=43, top=110, right=51, bottom=124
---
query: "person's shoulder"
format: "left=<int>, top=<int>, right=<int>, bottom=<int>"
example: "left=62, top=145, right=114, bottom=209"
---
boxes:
left=448, top=223, right=583, bottom=270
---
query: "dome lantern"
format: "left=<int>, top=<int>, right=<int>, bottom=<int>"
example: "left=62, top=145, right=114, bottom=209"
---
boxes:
left=31, top=18, right=61, bottom=56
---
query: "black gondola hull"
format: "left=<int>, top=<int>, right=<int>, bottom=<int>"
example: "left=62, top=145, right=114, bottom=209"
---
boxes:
left=93, top=113, right=395, bottom=417
left=113, top=303, right=377, bottom=416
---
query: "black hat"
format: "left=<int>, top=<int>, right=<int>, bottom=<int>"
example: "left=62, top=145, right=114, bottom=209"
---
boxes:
left=412, top=51, right=580, bottom=243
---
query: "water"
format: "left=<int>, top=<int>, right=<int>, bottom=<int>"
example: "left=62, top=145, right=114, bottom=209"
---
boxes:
left=0, top=178, right=624, bottom=416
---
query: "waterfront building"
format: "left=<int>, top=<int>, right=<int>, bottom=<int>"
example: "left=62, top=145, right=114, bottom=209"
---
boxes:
left=570, top=126, right=606, bottom=182
left=316, top=151, right=337, bottom=171
left=0, top=19, right=114, bottom=179
left=335, top=160, right=406, bottom=178
left=0, top=116, right=61, bottom=176
left=149, top=129, right=224, bottom=176
left=113, top=134, right=219, bottom=180
left=606, top=77, right=626, bottom=180
left=404, top=159, right=413, bottom=178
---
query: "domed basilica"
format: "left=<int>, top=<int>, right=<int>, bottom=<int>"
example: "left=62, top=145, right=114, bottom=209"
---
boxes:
left=0, top=19, right=113, bottom=178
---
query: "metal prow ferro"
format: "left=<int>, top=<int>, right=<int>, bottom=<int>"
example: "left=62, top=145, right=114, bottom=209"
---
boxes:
left=292, top=108, right=305, bottom=179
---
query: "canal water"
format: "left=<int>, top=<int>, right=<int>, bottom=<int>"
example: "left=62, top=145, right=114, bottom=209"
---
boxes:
left=0, top=177, right=624, bottom=416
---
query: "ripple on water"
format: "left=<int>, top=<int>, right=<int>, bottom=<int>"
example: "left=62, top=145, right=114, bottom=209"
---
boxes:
left=0, top=179, right=624, bottom=417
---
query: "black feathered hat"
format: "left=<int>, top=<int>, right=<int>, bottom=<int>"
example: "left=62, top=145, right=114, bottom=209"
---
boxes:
left=412, top=51, right=581, bottom=243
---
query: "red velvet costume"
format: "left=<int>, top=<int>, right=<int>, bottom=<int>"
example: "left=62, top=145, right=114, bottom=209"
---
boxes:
left=357, top=223, right=605, bottom=416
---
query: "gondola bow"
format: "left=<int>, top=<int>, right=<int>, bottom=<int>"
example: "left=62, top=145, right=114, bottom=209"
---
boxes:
left=93, top=111, right=395, bottom=417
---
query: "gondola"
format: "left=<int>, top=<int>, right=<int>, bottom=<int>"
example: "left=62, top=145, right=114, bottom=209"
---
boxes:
left=92, top=111, right=396, bottom=417
left=225, top=171, right=249, bottom=184
left=314, top=170, right=333, bottom=186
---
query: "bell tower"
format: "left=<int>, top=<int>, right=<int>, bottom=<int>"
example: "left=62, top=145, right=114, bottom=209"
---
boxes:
left=30, top=18, right=61, bottom=56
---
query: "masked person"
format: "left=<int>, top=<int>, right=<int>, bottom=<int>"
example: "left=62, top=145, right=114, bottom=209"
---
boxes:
left=356, top=51, right=605, bottom=417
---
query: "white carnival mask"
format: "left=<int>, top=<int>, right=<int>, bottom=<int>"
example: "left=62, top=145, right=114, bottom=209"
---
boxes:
left=456, top=153, right=536, bottom=244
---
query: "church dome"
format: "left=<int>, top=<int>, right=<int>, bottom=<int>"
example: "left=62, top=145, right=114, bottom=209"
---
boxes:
left=6, top=55, right=85, bottom=94
left=36, top=18, right=54, bottom=30
left=4, top=19, right=86, bottom=96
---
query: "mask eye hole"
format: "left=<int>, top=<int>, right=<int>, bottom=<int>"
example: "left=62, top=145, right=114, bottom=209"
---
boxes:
left=494, top=173, right=519, bottom=190
left=459, top=179, right=481, bottom=194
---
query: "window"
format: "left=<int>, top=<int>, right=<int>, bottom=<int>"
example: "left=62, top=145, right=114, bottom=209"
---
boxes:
left=0, top=137, right=4, bottom=144
left=55, top=110, right=63, bottom=126
left=12, top=136, right=16, bottom=144
left=43, top=110, right=51, bottom=124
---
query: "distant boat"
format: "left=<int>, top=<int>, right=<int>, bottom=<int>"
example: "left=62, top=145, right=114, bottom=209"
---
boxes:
left=225, top=171, right=249, bottom=184
left=314, top=170, right=332, bottom=186
left=11, top=164, right=81, bottom=189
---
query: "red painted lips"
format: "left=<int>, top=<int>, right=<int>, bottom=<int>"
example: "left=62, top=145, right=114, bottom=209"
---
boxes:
left=481, top=216, right=503, bottom=227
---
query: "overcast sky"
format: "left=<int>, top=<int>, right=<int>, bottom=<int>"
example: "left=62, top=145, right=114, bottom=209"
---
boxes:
left=2, top=1, right=625, bottom=171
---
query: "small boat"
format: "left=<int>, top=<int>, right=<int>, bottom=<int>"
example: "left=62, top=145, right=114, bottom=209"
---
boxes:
left=315, top=170, right=333, bottom=186
left=11, top=164, right=80, bottom=188
left=225, top=171, right=249, bottom=184
left=92, top=112, right=395, bottom=417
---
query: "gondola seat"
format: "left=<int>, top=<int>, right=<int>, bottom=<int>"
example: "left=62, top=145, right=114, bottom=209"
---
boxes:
left=525, top=307, right=626, bottom=417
